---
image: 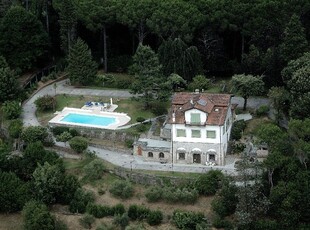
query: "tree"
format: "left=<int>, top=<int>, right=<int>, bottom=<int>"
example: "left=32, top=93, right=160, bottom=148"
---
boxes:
left=33, top=162, right=64, bottom=204
left=158, top=38, right=202, bottom=81
left=268, top=87, right=290, bottom=123
left=69, top=188, right=95, bottom=213
left=21, top=126, right=48, bottom=144
left=79, top=0, right=116, bottom=72
left=167, top=73, right=187, bottom=91
left=35, top=95, right=56, bottom=111
left=195, top=170, right=224, bottom=195
left=21, top=141, right=60, bottom=179
left=22, top=200, right=55, bottom=230
left=231, top=74, right=265, bottom=110
left=56, top=131, right=72, bottom=146
left=147, top=0, right=203, bottom=42
left=57, top=0, right=77, bottom=54
left=8, top=119, right=23, bottom=139
left=279, top=14, right=308, bottom=63
left=69, top=136, right=88, bottom=153
left=0, top=6, right=48, bottom=70
left=83, top=159, right=105, bottom=180
left=0, top=67, right=20, bottom=103
left=67, top=38, right=97, bottom=86
left=188, top=75, right=211, bottom=92
left=0, top=171, right=30, bottom=213
left=2, top=100, right=22, bottom=119
left=130, top=44, right=163, bottom=108
left=288, top=119, right=310, bottom=169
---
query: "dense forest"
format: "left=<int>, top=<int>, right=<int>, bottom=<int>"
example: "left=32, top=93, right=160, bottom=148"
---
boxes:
left=0, top=1, right=310, bottom=230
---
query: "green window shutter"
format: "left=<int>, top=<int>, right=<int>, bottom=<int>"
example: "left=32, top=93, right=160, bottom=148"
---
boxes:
left=191, top=130, right=201, bottom=138
left=207, top=130, right=216, bottom=138
left=176, top=129, right=186, bottom=137
left=190, top=113, right=201, bottom=124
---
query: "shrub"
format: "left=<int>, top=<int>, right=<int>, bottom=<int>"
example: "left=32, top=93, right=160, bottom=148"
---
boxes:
left=188, top=75, right=211, bottom=91
left=150, top=101, right=167, bottom=116
left=194, top=170, right=224, bottom=196
left=231, top=142, right=246, bottom=154
left=22, top=126, right=48, bottom=144
left=35, top=95, right=55, bottom=111
left=145, top=186, right=163, bottom=202
left=147, top=210, right=163, bottom=226
left=113, top=213, right=129, bottom=229
left=69, top=136, right=88, bottom=153
left=83, top=159, right=105, bottom=180
left=231, top=120, right=247, bottom=141
left=52, top=126, right=70, bottom=136
left=109, top=180, right=134, bottom=199
left=136, top=117, right=146, bottom=122
left=125, top=139, right=134, bottom=148
left=69, top=188, right=95, bottom=214
left=128, top=204, right=150, bottom=220
left=87, top=203, right=113, bottom=218
left=112, top=203, right=126, bottom=215
left=69, top=128, right=79, bottom=137
left=2, top=100, right=22, bottom=119
left=172, top=210, right=207, bottom=230
left=8, top=119, right=23, bottom=138
left=135, top=124, right=148, bottom=132
left=79, top=214, right=95, bottom=229
left=255, top=105, right=269, bottom=117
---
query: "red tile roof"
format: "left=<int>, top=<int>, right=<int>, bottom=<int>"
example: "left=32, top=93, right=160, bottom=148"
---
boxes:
left=168, top=92, right=232, bottom=126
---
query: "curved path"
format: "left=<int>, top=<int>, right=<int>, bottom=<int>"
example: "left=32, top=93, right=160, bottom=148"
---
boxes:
left=21, top=79, right=269, bottom=174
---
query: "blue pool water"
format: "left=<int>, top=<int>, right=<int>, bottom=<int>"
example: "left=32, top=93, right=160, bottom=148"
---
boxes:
left=61, top=113, right=116, bottom=127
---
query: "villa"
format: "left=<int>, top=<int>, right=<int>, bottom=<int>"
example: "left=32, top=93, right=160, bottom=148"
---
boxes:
left=133, top=92, right=236, bottom=166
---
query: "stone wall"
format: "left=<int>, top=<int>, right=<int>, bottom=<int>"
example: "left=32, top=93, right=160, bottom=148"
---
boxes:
left=113, top=167, right=193, bottom=186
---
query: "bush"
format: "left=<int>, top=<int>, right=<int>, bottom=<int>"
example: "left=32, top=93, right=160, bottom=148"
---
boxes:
left=136, top=117, right=146, bottom=122
left=87, top=203, right=113, bottom=218
left=194, top=170, right=224, bottom=195
left=231, top=142, right=246, bottom=154
left=255, top=105, right=269, bottom=117
left=125, top=139, right=134, bottom=148
left=69, top=136, right=88, bottom=153
left=83, top=159, right=105, bottom=180
left=135, top=124, right=148, bottom=132
left=113, top=213, right=129, bottom=229
left=145, top=186, right=163, bottom=202
left=150, top=101, right=167, bottom=116
left=8, top=119, right=23, bottom=138
left=52, top=126, right=70, bottom=136
left=147, top=210, right=163, bottom=226
left=112, top=203, right=126, bottom=215
left=172, top=210, right=207, bottom=230
left=69, top=188, right=95, bottom=214
left=35, top=95, right=55, bottom=111
left=128, top=204, right=150, bottom=220
left=69, top=128, right=80, bottom=137
left=22, top=126, right=48, bottom=144
left=2, top=100, right=22, bottom=119
left=212, top=215, right=233, bottom=229
left=109, top=180, right=134, bottom=199
left=231, top=120, right=247, bottom=141
left=79, top=214, right=95, bottom=229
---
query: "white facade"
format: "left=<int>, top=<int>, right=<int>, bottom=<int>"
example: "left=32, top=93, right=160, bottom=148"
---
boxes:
left=171, top=104, right=233, bottom=166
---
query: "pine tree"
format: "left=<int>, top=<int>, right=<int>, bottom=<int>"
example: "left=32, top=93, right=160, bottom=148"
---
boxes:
left=279, top=14, right=308, bottom=63
left=130, top=44, right=163, bottom=108
left=67, top=38, right=97, bottom=86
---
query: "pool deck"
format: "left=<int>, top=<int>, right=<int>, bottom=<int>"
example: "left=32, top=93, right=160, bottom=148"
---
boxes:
left=49, top=106, right=131, bottom=130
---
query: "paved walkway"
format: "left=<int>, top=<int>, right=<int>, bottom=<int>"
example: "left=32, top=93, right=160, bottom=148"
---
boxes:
left=22, top=79, right=270, bottom=174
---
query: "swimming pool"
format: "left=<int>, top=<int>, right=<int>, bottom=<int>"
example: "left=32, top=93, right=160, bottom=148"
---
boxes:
left=61, top=113, right=116, bottom=127
left=49, top=107, right=131, bottom=130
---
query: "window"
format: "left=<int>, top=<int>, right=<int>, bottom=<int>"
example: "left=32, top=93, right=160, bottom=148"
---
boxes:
left=190, top=113, right=201, bottom=124
left=159, top=152, right=164, bottom=158
left=176, top=129, right=186, bottom=137
left=209, top=154, right=215, bottom=161
left=148, top=152, right=153, bottom=158
left=191, top=130, right=201, bottom=138
left=207, top=130, right=216, bottom=138
left=179, top=152, right=185, bottom=160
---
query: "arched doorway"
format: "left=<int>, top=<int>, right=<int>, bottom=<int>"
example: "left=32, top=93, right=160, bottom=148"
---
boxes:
left=207, top=149, right=217, bottom=162
left=191, top=148, right=202, bottom=164
left=177, top=147, right=186, bottom=160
